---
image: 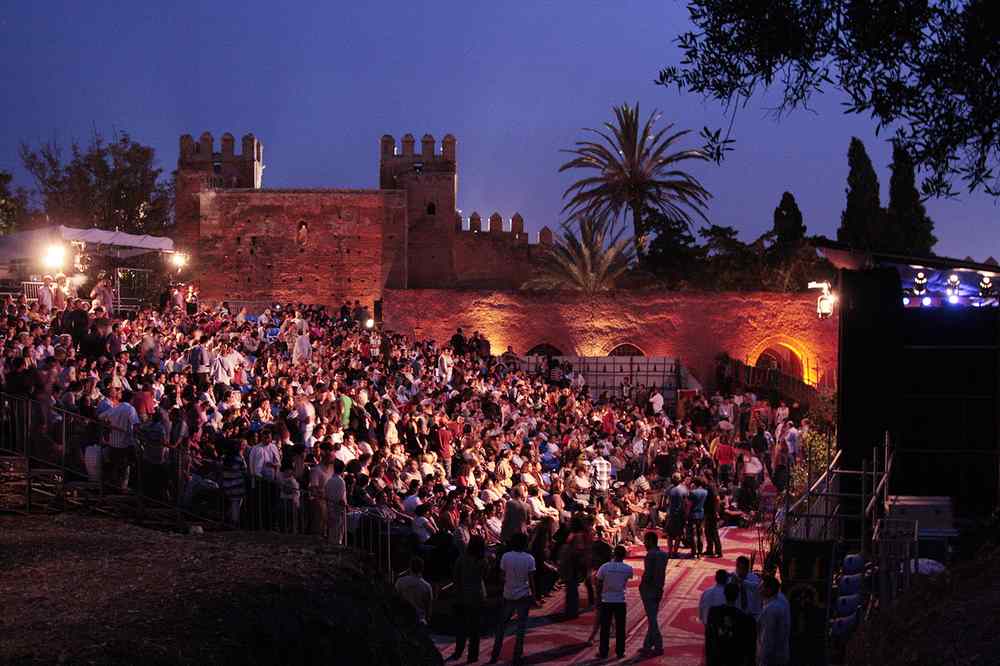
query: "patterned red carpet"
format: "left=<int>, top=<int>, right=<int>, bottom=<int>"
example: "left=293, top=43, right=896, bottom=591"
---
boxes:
left=435, top=527, right=758, bottom=665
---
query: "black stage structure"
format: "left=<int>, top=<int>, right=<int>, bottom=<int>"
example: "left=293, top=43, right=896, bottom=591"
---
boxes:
left=823, top=243, right=1000, bottom=517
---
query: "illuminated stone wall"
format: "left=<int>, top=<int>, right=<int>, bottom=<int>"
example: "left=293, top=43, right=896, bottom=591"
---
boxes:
left=383, top=289, right=838, bottom=387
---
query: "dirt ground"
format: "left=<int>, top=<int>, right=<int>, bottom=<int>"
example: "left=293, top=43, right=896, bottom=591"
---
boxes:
left=846, top=544, right=1000, bottom=666
left=0, top=514, right=441, bottom=665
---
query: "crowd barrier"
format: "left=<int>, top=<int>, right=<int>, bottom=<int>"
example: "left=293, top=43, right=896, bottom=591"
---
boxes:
left=0, top=392, right=395, bottom=576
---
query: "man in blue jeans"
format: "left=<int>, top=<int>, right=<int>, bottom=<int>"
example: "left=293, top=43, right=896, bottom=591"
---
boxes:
left=638, top=531, right=669, bottom=657
left=595, top=545, right=634, bottom=660
left=488, top=532, right=536, bottom=665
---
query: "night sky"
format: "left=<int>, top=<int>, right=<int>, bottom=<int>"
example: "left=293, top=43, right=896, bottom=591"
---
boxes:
left=1, top=1, right=996, bottom=260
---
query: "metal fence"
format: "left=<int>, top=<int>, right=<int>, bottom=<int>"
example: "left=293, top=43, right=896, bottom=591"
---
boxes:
left=0, top=392, right=395, bottom=575
left=519, top=355, right=682, bottom=401
left=717, top=356, right=821, bottom=407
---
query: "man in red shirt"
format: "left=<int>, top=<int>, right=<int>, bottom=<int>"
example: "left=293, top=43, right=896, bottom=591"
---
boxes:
left=435, top=411, right=454, bottom=478
left=714, top=437, right=736, bottom=486
left=131, top=381, right=156, bottom=422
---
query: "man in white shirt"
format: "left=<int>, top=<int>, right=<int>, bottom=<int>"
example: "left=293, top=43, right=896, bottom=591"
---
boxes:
left=488, top=532, right=536, bottom=665
left=324, top=459, right=348, bottom=545
left=99, top=387, right=139, bottom=490
left=37, top=276, right=54, bottom=313
left=649, top=388, right=664, bottom=415
left=699, top=569, right=730, bottom=625
left=595, top=545, right=634, bottom=660
left=248, top=437, right=280, bottom=481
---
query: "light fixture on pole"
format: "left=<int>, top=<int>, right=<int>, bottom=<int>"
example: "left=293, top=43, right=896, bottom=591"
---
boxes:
left=42, top=243, right=67, bottom=270
left=913, top=271, right=928, bottom=296
left=979, top=275, right=994, bottom=299
left=808, top=280, right=836, bottom=319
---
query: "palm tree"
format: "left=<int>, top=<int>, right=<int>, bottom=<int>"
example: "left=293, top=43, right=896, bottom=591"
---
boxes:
left=522, top=214, right=635, bottom=293
left=559, top=102, right=711, bottom=255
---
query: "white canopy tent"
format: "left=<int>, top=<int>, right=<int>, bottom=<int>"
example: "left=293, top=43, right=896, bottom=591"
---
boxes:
left=0, top=225, right=176, bottom=278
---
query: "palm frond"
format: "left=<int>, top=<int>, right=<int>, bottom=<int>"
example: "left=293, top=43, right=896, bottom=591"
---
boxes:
left=559, top=102, right=713, bottom=253
left=522, top=214, right=635, bottom=294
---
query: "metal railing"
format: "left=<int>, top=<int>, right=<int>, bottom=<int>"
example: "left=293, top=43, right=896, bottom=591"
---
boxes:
left=518, top=355, right=683, bottom=401
left=0, top=392, right=395, bottom=575
left=717, top=356, right=821, bottom=407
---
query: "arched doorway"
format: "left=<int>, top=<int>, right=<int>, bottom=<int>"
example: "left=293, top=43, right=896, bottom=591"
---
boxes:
left=526, top=343, right=563, bottom=357
left=755, top=344, right=804, bottom=380
left=608, top=343, right=644, bottom=357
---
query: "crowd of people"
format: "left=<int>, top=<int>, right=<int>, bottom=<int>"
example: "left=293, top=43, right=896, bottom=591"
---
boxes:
left=0, top=279, right=808, bottom=665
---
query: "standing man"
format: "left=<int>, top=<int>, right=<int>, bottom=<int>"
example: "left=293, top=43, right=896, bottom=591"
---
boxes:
left=666, top=473, right=689, bottom=556
left=688, top=477, right=709, bottom=558
left=756, top=576, right=791, bottom=666
left=395, top=557, right=434, bottom=625
left=706, top=583, right=756, bottom=666
left=595, top=545, right=634, bottom=661
left=699, top=570, right=730, bottom=626
left=638, top=531, right=669, bottom=657
left=499, top=484, right=532, bottom=545
left=731, top=556, right=763, bottom=619
left=488, top=532, right=536, bottom=666
left=324, top=459, right=348, bottom=545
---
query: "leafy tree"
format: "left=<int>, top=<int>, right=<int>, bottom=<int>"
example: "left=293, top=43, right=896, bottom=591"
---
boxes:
left=643, top=206, right=704, bottom=287
left=772, top=192, right=805, bottom=246
left=698, top=224, right=767, bottom=290
left=0, top=171, right=30, bottom=235
left=658, top=0, right=1000, bottom=198
left=559, top=102, right=711, bottom=255
left=522, top=215, right=635, bottom=293
left=19, top=132, right=173, bottom=235
left=837, top=137, right=884, bottom=250
left=886, top=142, right=936, bottom=256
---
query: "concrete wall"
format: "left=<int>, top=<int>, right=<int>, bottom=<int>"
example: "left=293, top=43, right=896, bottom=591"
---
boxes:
left=383, top=289, right=839, bottom=387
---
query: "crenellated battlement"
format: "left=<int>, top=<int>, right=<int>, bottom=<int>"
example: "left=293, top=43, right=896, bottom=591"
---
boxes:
left=454, top=211, right=552, bottom=244
left=380, top=133, right=456, bottom=163
left=179, top=131, right=262, bottom=163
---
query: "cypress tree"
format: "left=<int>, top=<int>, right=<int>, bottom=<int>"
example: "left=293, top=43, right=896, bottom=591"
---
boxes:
left=887, top=141, right=937, bottom=255
left=837, top=137, right=884, bottom=250
left=772, top=191, right=806, bottom=244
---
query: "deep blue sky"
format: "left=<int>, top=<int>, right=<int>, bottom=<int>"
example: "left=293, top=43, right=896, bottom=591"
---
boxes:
left=1, top=1, right=996, bottom=259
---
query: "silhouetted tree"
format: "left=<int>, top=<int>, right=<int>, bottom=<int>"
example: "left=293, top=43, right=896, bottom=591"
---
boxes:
left=837, top=138, right=884, bottom=250
left=772, top=192, right=805, bottom=246
left=658, top=0, right=1000, bottom=198
left=643, top=207, right=704, bottom=288
left=886, top=142, right=936, bottom=256
left=0, top=171, right=30, bottom=235
left=19, top=131, right=173, bottom=235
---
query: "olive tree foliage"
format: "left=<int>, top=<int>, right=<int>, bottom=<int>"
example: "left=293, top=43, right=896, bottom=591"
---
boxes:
left=658, top=0, right=1000, bottom=199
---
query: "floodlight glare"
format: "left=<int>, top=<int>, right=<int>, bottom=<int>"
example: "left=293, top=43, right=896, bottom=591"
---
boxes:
left=170, top=252, right=189, bottom=268
left=42, top=244, right=67, bottom=270
left=365, top=318, right=375, bottom=329
left=921, top=296, right=932, bottom=307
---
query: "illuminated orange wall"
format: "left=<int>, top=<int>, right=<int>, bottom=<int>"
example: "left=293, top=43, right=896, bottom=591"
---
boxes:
left=384, top=289, right=838, bottom=388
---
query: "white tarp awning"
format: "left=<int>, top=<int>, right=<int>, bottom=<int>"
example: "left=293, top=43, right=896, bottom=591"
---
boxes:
left=0, top=225, right=175, bottom=268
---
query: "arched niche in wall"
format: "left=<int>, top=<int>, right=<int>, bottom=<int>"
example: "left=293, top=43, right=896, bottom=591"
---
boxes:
left=607, top=343, right=645, bottom=357
left=526, top=343, right=563, bottom=357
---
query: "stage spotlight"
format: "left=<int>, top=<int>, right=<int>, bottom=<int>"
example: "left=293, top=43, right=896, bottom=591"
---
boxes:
left=980, top=275, right=994, bottom=298
left=948, top=294, right=959, bottom=304
left=921, top=296, right=932, bottom=307
left=42, top=244, right=67, bottom=270
left=945, top=273, right=961, bottom=297
left=365, top=318, right=375, bottom=329
left=902, top=288, right=912, bottom=306
left=913, top=271, right=928, bottom=295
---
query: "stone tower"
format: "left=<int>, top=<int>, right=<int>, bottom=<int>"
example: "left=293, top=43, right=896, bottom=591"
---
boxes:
left=379, top=133, right=457, bottom=287
left=174, top=132, right=263, bottom=253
